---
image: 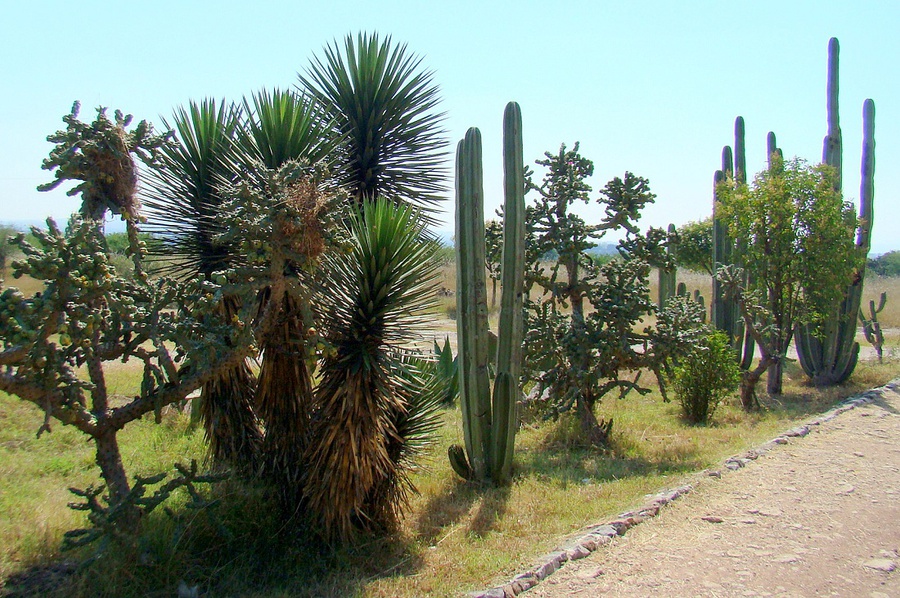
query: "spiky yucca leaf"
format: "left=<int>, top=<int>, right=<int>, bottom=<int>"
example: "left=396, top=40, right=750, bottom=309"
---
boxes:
left=142, top=99, right=261, bottom=471
left=299, top=32, right=447, bottom=212
left=304, top=200, right=440, bottom=539
left=239, top=88, right=340, bottom=173
left=144, top=98, right=242, bottom=278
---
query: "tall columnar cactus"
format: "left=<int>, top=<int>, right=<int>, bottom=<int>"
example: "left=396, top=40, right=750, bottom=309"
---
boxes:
left=712, top=117, right=753, bottom=370
left=795, top=38, right=875, bottom=385
left=711, top=154, right=730, bottom=333
left=766, top=132, right=783, bottom=170
left=859, top=292, right=886, bottom=363
left=657, top=223, right=677, bottom=309
left=676, top=282, right=706, bottom=323
left=823, top=37, right=842, bottom=190
left=734, top=116, right=747, bottom=183
left=449, top=101, right=525, bottom=484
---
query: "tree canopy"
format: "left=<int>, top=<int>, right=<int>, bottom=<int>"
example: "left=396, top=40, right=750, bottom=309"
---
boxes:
left=716, top=156, right=858, bottom=405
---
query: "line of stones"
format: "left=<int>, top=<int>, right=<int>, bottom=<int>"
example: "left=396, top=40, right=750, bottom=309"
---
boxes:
left=468, top=378, right=899, bottom=598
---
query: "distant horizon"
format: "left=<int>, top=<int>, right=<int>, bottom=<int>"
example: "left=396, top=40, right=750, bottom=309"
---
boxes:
left=2, top=217, right=896, bottom=259
left=3, top=2, right=896, bottom=257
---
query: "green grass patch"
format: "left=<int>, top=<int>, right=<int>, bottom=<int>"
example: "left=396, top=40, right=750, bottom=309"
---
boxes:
left=0, top=354, right=897, bottom=597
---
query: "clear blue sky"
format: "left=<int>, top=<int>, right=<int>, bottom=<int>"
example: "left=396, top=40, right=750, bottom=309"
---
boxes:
left=1, top=1, right=897, bottom=252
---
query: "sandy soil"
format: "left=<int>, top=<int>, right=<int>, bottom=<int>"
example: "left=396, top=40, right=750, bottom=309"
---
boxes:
left=527, top=382, right=900, bottom=598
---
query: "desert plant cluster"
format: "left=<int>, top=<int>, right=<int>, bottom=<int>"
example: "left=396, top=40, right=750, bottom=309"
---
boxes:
left=0, top=33, right=892, bottom=596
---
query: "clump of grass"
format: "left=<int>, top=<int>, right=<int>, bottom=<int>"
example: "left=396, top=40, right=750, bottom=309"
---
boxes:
left=1, top=347, right=897, bottom=596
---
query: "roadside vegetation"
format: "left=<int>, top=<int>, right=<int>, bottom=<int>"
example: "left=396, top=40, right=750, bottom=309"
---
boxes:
left=0, top=32, right=895, bottom=598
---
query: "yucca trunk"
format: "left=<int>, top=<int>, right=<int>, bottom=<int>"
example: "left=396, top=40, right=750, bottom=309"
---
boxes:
left=304, top=359, right=402, bottom=538
left=303, top=200, right=440, bottom=540
left=198, top=295, right=262, bottom=471
left=256, top=291, right=315, bottom=506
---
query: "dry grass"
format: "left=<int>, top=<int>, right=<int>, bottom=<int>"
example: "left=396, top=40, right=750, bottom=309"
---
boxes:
left=1, top=341, right=897, bottom=596
left=3, top=264, right=900, bottom=596
left=0, top=268, right=46, bottom=296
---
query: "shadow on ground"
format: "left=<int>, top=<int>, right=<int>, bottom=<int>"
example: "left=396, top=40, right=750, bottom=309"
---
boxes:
left=1, top=482, right=427, bottom=598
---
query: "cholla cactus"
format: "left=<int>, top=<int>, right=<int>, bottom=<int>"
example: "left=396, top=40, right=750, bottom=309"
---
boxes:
left=0, top=217, right=255, bottom=537
left=39, top=102, right=169, bottom=222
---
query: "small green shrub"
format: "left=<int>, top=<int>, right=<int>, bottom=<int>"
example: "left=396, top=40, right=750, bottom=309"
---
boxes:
left=672, top=329, right=741, bottom=424
left=869, top=251, right=900, bottom=277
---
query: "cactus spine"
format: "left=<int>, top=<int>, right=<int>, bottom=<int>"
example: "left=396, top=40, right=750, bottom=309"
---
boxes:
left=795, top=38, right=875, bottom=384
left=449, top=102, right=525, bottom=484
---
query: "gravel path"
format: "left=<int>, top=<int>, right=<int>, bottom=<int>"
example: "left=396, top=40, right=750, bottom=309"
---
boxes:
left=522, top=381, right=900, bottom=598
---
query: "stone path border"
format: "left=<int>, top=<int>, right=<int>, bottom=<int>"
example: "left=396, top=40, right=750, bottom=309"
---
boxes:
left=468, top=378, right=900, bottom=598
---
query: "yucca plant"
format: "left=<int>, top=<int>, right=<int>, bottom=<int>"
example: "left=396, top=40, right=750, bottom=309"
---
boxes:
left=299, top=32, right=447, bottom=213
left=303, top=199, right=441, bottom=539
left=215, top=160, right=340, bottom=511
left=236, top=88, right=344, bottom=505
left=238, top=88, right=339, bottom=173
left=142, top=99, right=262, bottom=472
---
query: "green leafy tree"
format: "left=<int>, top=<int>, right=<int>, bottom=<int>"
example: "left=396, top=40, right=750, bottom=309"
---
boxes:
left=868, top=251, right=900, bottom=277
left=675, top=218, right=714, bottom=275
left=716, top=156, right=857, bottom=407
left=524, top=144, right=704, bottom=444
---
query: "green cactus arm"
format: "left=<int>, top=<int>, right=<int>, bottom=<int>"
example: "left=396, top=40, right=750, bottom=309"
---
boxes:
left=734, top=117, right=746, bottom=184
left=491, top=101, right=525, bottom=484
left=712, top=169, right=727, bottom=331
left=823, top=37, right=842, bottom=191
left=858, top=100, right=874, bottom=253
left=721, top=146, right=733, bottom=178
left=876, top=292, right=887, bottom=314
left=454, top=129, right=492, bottom=480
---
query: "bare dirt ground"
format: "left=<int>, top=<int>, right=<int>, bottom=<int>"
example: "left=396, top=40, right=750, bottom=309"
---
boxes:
left=528, top=382, right=900, bottom=598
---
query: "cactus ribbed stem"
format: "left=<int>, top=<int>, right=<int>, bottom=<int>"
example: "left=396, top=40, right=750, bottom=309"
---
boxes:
left=453, top=128, right=491, bottom=480
left=712, top=118, right=753, bottom=369
left=712, top=168, right=727, bottom=332
left=766, top=132, right=782, bottom=170
left=451, top=102, right=525, bottom=484
left=658, top=223, right=677, bottom=310
left=823, top=37, right=842, bottom=191
left=734, top=117, right=746, bottom=184
left=490, top=102, right=525, bottom=484
left=795, top=40, right=874, bottom=385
